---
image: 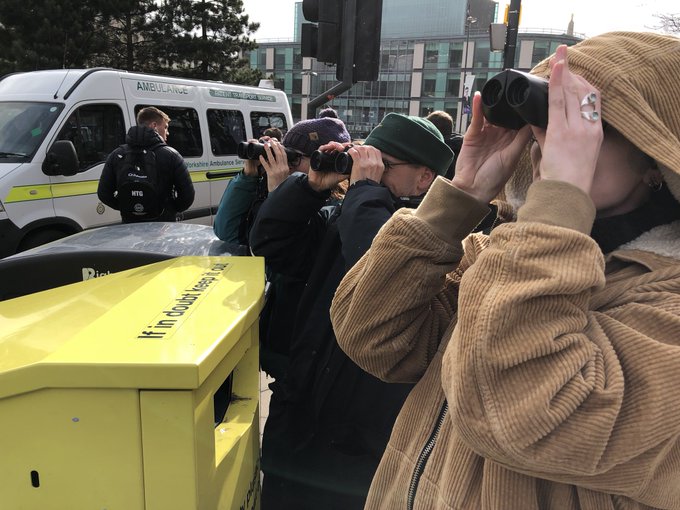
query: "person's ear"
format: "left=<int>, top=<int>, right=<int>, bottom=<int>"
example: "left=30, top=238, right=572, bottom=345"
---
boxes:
left=417, top=167, right=436, bottom=194
left=643, top=165, right=663, bottom=191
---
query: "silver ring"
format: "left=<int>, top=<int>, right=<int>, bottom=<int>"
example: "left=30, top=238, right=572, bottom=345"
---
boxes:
left=580, top=92, right=597, bottom=108
left=581, top=111, right=600, bottom=122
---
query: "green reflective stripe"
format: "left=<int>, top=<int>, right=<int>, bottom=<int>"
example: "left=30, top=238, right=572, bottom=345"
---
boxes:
left=51, top=180, right=98, bottom=198
left=5, top=184, right=53, bottom=203
left=5, top=169, right=240, bottom=204
left=6, top=180, right=97, bottom=203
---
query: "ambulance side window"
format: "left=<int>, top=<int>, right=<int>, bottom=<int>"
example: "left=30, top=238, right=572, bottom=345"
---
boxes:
left=207, top=109, right=247, bottom=156
left=250, top=112, right=288, bottom=140
left=56, top=104, right=125, bottom=171
left=134, top=105, right=203, bottom=158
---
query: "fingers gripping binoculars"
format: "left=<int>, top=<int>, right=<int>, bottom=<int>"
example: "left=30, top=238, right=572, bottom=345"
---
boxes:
left=237, top=141, right=301, bottom=163
left=481, top=69, right=549, bottom=130
left=310, top=148, right=353, bottom=175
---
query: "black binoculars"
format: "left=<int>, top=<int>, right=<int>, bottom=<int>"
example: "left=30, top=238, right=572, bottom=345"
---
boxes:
left=237, top=141, right=301, bottom=163
left=481, top=69, right=549, bottom=130
left=310, top=149, right=353, bottom=175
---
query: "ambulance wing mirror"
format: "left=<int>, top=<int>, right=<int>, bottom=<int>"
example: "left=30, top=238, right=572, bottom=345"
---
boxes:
left=42, top=140, right=79, bottom=177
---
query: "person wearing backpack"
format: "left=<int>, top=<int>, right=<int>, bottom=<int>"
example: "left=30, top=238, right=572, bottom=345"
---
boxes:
left=97, top=106, right=195, bottom=223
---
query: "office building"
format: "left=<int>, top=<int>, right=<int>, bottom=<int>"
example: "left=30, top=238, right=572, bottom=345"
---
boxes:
left=249, top=0, right=582, bottom=136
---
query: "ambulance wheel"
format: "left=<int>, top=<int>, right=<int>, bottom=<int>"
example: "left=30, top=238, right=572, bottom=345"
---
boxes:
left=17, top=229, right=69, bottom=252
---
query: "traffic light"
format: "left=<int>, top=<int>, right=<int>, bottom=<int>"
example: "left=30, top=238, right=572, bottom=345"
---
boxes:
left=301, top=0, right=343, bottom=65
left=344, top=0, right=383, bottom=82
left=301, top=0, right=384, bottom=83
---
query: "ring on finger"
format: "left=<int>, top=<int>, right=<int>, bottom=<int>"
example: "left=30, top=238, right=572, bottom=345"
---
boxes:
left=581, top=110, right=600, bottom=122
left=580, top=92, right=597, bottom=108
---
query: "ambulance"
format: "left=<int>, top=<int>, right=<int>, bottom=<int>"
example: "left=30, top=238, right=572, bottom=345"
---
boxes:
left=0, top=68, right=293, bottom=257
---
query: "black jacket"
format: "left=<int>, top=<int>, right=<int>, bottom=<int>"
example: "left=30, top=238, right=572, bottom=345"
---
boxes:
left=97, top=125, right=195, bottom=223
left=249, top=174, right=414, bottom=508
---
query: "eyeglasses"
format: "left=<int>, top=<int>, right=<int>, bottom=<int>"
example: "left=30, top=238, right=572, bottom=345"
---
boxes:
left=382, top=159, right=413, bottom=171
left=288, top=152, right=307, bottom=167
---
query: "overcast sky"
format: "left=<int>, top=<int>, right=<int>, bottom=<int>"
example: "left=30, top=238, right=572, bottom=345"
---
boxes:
left=241, top=0, right=679, bottom=41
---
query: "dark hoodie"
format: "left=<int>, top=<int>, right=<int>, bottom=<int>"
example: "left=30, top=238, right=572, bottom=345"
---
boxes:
left=97, top=125, right=195, bottom=223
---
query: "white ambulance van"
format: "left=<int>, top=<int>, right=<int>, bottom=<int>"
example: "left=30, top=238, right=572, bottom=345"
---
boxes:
left=0, top=68, right=293, bottom=258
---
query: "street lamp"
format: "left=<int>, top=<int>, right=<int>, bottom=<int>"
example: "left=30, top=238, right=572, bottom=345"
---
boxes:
left=301, top=71, right=318, bottom=119
left=461, top=8, right=477, bottom=131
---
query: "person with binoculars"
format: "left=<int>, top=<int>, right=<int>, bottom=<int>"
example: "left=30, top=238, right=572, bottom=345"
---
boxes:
left=330, top=32, right=680, bottom=510
left=213, top=110, right=350, bottom=381
left=249, top=113, right=453, bottom=509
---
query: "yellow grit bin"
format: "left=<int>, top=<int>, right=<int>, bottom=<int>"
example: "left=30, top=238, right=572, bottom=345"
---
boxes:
left=0, top=255, right=264, bottom=510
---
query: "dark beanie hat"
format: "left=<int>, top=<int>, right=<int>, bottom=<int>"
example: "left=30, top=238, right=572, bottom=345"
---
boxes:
left=282, top=115, right=350, bottom=155
left=364, top=113, right=454, bottom=176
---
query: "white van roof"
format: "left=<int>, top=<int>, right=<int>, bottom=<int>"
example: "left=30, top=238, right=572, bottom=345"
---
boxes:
left=0, top=68, right=286, bottom=103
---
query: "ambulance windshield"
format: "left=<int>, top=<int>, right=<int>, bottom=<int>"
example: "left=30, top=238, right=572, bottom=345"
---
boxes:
left=0, top=102, right=64, bottom=162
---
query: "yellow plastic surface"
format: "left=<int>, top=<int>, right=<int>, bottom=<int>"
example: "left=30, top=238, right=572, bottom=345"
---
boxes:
left=0, top=256, right=264, bottom=509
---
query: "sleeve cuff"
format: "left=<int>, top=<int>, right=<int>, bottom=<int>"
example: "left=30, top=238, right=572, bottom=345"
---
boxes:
left=415, top=176, right=491, bottom=244
left=517, top=179, right=595, bottom=234
left=238, top=170, right=259, bottom=183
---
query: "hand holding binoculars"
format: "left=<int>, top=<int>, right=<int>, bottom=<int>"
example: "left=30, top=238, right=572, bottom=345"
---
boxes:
left=237, top=141, right=301, bottom=163
left=310, top=148, right=353, bottom=175
left=481, top=69, right=549, bottom=130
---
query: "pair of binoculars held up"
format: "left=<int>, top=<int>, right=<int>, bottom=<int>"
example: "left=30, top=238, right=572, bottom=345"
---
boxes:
left=237, top=141, right=301, bottom=163
left=310, top=149, right=353, bottom=175
left=481, top=69, right=549, bottom=130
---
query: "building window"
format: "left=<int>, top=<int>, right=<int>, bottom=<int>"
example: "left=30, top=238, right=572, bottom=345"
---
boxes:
left=424, top=42, right=439, bottom=64
left=473, top=40, right=490, bottom=68
left=532, top=41, right=551, bottom=63
left=275, top=48, right=287, bottom=68
left=422, top=72, right=437, bottom=97
left=449, top=42, right=464, bottom=67
left=446, top=74, right=461, bottom=97
left=293, top=74, right=302, bottom=94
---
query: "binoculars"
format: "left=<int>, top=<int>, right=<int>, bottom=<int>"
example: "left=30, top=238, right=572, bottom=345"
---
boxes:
left=237, top=141, right=301, bottom=163
left=310, top=149, right=353, bottom=175
left=481, top=69, right=549, bottom=130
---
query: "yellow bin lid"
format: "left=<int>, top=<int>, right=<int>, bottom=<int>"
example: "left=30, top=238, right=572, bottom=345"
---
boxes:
left=0, top=256, right=264, bottom=399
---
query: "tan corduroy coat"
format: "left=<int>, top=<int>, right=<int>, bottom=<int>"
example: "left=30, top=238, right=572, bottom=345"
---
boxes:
left=331, top=177, right=680, bottom=509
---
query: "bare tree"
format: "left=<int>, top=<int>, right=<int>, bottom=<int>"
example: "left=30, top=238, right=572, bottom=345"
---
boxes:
left=652, top=13, right=680, bottom=34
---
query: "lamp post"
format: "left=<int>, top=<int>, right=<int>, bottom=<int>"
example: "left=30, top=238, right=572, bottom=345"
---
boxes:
left=301, top=70, right=318, bottom=120
left=461, top=8, right=477, bottom=131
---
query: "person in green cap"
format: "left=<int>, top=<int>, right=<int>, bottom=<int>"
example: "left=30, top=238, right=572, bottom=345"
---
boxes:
left=249, top=113, right=454, bottom=509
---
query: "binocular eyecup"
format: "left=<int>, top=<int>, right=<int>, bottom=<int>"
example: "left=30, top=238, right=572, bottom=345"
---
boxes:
left=237, top=141, right=300, bottom=162
left=481, top=69, right=549, bottom=130
left=310, top=150, right=353, bottom=175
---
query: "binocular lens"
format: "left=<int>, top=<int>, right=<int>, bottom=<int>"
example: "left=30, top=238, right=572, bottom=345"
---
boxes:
left=310, top=150, right=353, bottom=174
left=237, top=141, right=249, bottom=159
left=506, top=77, right=531, bottom=107
left=480, top=69, right=549, bottom=130
left=481, top=79, right=504, bottom=108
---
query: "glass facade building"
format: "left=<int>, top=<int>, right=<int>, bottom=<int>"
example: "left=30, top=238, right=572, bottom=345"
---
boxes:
left=249, top=0, right=582, bottom=137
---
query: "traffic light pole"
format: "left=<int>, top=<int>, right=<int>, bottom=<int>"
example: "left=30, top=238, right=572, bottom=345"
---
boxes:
left=306, top=0, right=357, bottom=119
left=502, top=0, right=521, bottom=69
left=306, top=81, right=352, bottom=119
